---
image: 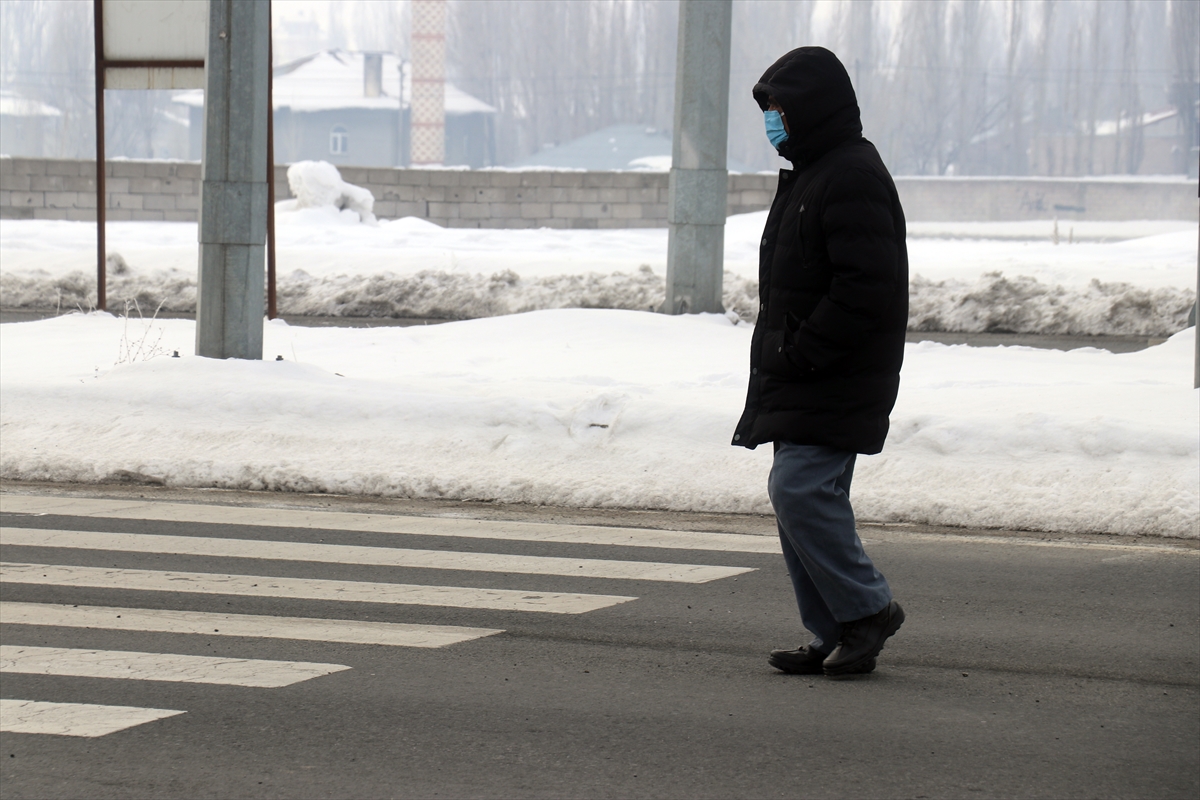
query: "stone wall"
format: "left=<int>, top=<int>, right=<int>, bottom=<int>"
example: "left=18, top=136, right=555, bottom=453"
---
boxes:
left=0, top=159, right=201, bottom=223
left=1, top=157, right=1196, bottom=225
left=338, top=166, right=777, bottom=229
left=894, top=176, right=1198, bottom=222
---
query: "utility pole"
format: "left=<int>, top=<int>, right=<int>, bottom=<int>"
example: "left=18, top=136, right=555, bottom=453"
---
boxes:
left=196, top=0, right=270, bottom=359
left=663, top=0, right=732, bottom=315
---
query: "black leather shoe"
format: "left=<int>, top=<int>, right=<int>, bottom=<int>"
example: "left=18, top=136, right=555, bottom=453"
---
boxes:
left=823, top=600, right=905, bottom=677
left=769, top=645, right=876, bottom=675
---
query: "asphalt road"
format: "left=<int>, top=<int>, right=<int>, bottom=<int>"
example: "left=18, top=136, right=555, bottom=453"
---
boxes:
left=0, top=485, right=1196, bottom=799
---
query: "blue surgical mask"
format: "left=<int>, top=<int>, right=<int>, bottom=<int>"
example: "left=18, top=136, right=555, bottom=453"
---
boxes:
left=764, top=109, right=788, bottom=148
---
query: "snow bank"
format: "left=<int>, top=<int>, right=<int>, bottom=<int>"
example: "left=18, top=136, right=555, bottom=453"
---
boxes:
left=280, top=160, right=377, bottom=225
left=910, top=272, right=1195, bottom=336
left=1, top=311, right=1195, bottom=538
left=1, top=214, right=1195, bottom=336
left=626, top=155, right=672, bottom=171
left=2, top=262, right=1187, bottom=336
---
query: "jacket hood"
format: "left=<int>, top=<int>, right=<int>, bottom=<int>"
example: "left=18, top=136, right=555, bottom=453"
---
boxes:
left=753, top=47, right=862, bottom=166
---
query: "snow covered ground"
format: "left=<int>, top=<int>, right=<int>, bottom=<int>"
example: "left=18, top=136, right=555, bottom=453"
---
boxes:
left=1, top=208, right=1194, bottom=336
left=2, top=167, right=1196, bottom=535
left=1, top=310, right=1196, bottom=538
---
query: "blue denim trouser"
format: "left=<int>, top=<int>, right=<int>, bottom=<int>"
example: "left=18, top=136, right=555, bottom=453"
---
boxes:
left=767, top=442, right=893, bottom=654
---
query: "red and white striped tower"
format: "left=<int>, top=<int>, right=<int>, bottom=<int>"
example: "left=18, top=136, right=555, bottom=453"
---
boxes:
left=410, top=0, right=445, bottom=165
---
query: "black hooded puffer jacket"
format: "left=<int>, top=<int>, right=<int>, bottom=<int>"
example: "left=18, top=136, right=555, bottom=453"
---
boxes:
left=731, top=47, right=908, bottom=455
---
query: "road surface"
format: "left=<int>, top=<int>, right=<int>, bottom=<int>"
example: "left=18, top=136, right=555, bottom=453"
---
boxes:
left=1, top=485, right=1196, bottom=799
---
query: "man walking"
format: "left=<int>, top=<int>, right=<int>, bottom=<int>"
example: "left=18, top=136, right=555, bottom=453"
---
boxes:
left=732, top=47, right=908, bottom=678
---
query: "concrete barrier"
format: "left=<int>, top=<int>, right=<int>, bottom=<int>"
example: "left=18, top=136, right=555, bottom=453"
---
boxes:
left=2, top=157, right=1196, bottom=225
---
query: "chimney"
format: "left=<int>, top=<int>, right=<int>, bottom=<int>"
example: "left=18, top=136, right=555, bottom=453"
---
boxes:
left=410, top=0, right=445, bottom=165
left=364, top=53, right=383, bottom=98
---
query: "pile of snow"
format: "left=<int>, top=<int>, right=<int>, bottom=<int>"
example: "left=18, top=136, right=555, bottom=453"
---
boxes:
left=0, top=264, right=759, bottom=325
left=1, top=211, right=1195, bottom=336
left=1, top=311, right=1195, bottom=538
left=626, top=155, right=672, bottom=171
left=910, top=273, right=1195, bottom=336
left=275, top=265, right=762, bottom=321
left=279, top=160, right=376, bottom=225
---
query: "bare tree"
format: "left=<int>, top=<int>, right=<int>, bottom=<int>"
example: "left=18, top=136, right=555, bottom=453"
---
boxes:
left=0, top=0, right=1183, bottom=175
left=728, top=0, right=815, bottom=172
left=887, top=0, right=952, bottom=174
left=1114, top=0, right=1143, bottom=173
left=1168, top=0, right=1198, bottom=176
left=1029, top=0, right=1057, bottom=175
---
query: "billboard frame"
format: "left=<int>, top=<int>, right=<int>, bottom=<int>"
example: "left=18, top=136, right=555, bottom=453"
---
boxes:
left=93, top=0, right=276, bottom=317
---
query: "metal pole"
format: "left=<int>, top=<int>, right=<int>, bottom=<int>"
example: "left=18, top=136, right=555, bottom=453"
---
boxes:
left=1194, top=205, right=1198, bottom=389
left=93, top=0, right=106, bottom=312
left=663, top=0, right=732, bottom=315
left=266, top=0, right=276, bottom=321
left=196, top=0, right=270, bottom=359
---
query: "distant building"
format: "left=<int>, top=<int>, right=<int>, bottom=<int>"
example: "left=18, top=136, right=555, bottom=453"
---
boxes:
left=174, top=50, right=496, bottom=168
left=952, top=104, right=1198, bottom=177
left=509, top=123, right=751, bottom=172
left=0, top=90, right=62, bottom=157
left=1027, top=106, right=1197, bottom=177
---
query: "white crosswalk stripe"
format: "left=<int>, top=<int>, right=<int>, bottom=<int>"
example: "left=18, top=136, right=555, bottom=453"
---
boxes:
left=0, top=495, right=782, bottom=553
left=0, top=527, right=753, bottom=583
left=0, top=496, right=758, bottom=737
left=0, top=699, right=185, bottom=737
left=0, top=645, right=350, bottom=687
left=0, top=602, right=504, bottom=648
left=1, top=562, right=638, bottom=613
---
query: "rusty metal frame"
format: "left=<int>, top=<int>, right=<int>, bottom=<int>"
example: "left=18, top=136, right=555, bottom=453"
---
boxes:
left=93, top=0, right=106, bottom=311
left=102, top=59, right=204, bottom=69
left=92, top=0, right=207, bottom=313
left=266, top=0, right=276, bottom=320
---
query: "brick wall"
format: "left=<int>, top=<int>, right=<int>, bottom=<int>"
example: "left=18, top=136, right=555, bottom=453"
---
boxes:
left=893, top=176, right=1198, bottom=222
left=0, top=159, right=200, bottom=222
left=332, top=166, right=776, bottom=229
left=1, top=157, right=1195, bottom=225
left=0, top=158, right=772, bottom=228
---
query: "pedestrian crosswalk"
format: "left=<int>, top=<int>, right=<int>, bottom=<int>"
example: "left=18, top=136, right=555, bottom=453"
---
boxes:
left=0, top=562, right=639, bottom=613
left=0, top=699, right=186, bottom=738
left=0, top=527, right=753, bottom=582
left=0, top=602, right=503, bottom=647
left=0, top=495, right=781, bottom=553
left=0, top=645, right=350, bottom=687
left=0, top=495, right=765, bottom=738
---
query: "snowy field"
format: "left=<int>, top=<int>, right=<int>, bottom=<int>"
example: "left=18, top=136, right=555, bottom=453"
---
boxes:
left=1, top=310, right=1196, bottom=538
left=1, top=208, right=1195, bottom=336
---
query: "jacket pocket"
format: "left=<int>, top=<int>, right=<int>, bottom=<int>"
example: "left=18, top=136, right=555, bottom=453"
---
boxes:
left=760, top=328, right=814, bottom=379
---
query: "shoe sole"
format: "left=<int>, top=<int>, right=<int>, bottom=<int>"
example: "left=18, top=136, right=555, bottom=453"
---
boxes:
left=770, top=655, right=876, bottom=676
left=767, top=655, right=824, bottom=675
left=823, top=656, right=877, bottom=679
left=823, top=605, right=905, bottom=677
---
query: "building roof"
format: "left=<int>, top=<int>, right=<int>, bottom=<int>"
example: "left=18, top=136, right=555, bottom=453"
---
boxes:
left=274, top=50, right=405, bottom=112
left=510, top=123, right=750, bottom=172
left=0, top=90, right=62, bottom=119
left=1094, top=107, right=1179, bottom=137
left=512, top=124, right=670, bottom=170
left=172, top=50, right=495, bottom=116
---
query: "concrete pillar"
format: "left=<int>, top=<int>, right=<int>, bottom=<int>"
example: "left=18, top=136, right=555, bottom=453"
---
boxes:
left=196, top=0, right=270, bottom=360
left=663, top=0, right=732, bottom=315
